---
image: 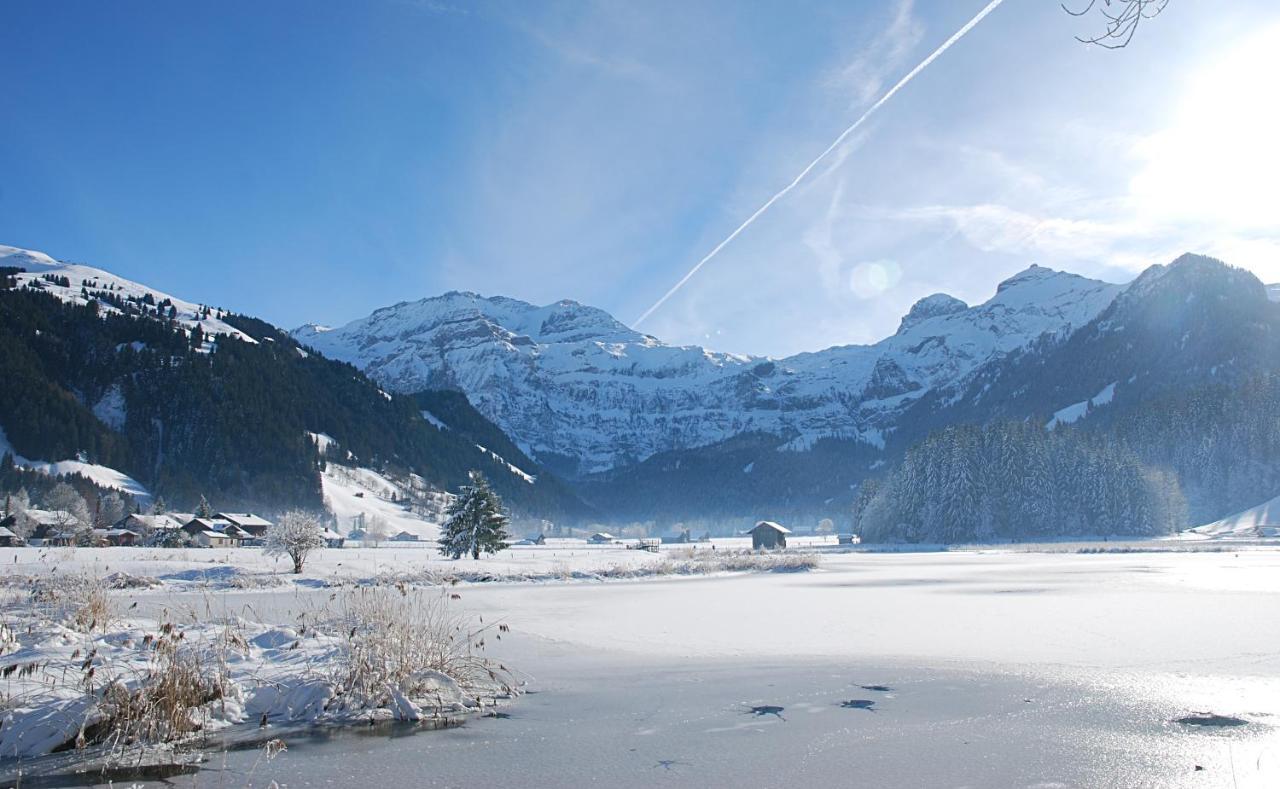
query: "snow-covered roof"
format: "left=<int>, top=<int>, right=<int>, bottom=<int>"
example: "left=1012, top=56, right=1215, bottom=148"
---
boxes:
left=24, top=509, right=79, bottom=527
left=320, top=529, right=345, bottom=540
left=217, top=513, right=273, bottom=528
left=752, top=521, right=792, bottom=534
left=122, top=513, right=183, bottom=530
left=0, top=526, right=17, bottom=538
left=185, top=517, right=231, bottom=530
left=200, top=530, right=235, bottom=540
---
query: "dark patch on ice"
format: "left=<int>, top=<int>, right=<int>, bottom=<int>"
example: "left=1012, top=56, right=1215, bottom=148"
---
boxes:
left=653, top=759, right=691, bottom=770
left=858, top=684, right=892, bottom=692
left=292, top=578, right=331, bottom=589
left=1175, top=713, right=1248, bottom=728
left=158, top=566, right=241, bottom=583
left=745, top=705, right=786, bottom=721
left=839, top=699, right=876, bottom=712
left=483, top=711, right=513, bottom=719
left=3, top=762, right=200, bottom=788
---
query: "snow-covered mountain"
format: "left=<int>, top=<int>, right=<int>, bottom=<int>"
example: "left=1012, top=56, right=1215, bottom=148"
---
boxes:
left=1, top=245, right=254, bottom=344
left=1, top=244, right=594, bottom=521
left=293, top=264, right=1122, bottom=475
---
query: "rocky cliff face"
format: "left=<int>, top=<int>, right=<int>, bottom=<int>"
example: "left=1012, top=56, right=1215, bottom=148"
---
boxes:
left=293, top=266, right=1123, bottom=476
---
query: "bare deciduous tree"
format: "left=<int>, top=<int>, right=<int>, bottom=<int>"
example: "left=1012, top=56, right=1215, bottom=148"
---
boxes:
left=1064, top=0, right=1169, bottom=49
left=365, top=514, right=391, bottom=548
left=265, top=510, right=326, bottom=573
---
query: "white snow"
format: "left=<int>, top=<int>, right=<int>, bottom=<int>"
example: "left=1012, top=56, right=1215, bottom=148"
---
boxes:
left=2, top=244, right=256, bottom=344
left=475, top=444, right=536, bottom=484
left=293, top=267, right=1124, bottom=473
left=0, top=425, right=151, bottom=503
left=91, top=385, right=127, bottom=432
left=321, top=464, right=442, bottom=540
left=1046, top=400, right=1088, bottom=430
left=1046, top=381, right=1117, bottom=430
left=1186, top=493, right=1280, bottom=539
left=420, top=410, right=449, bottom=430
left=0, top=583, right=513, bottom=760
left=306, top=431, right=337, bottom=456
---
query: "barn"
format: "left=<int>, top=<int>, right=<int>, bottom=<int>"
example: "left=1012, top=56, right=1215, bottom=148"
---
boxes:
left=749, top=521, right=791, bottom=550
left=0, top=522, right=23, bottom=547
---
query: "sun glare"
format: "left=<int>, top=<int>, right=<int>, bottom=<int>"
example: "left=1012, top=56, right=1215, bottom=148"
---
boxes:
left=1130, top=24, right=1280, bottom=232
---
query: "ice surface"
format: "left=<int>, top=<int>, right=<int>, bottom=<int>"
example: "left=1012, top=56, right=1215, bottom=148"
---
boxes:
left=31, top=547, right=1276, bottom=788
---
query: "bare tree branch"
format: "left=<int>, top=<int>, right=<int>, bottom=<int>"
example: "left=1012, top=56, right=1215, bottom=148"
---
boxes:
left=1063, top=0, right=1169, bottom=49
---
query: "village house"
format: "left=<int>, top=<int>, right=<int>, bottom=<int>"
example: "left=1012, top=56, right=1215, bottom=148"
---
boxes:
left=0, top=521, right=24, bottom=547
left=216, top=513, right=274, bottom=539
left=587, top=532, right=618, bottom=544
left=21, top=509, right=82, bottom=544
left=749, top=520, right=791, bottom=550
left=181, top=517, right=247, bottom=548
left=390, top=530, right=419, bottom=542
left=90, top=528, right=140, bottom=547
left=115, top=513, right=185, bottom=539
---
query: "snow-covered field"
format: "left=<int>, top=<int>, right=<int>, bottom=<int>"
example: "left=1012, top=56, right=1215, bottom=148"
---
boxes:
left=2, top=544, right=1279, bottom=787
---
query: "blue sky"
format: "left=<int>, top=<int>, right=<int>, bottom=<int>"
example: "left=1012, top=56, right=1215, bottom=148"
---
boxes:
left=4, top=0, right=1279, bottom=357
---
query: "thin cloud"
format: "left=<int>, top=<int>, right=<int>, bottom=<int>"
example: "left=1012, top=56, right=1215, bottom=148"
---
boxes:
left=633, top=0, right=1008, bottom=328
left=829, top=0, right=924, bottom=107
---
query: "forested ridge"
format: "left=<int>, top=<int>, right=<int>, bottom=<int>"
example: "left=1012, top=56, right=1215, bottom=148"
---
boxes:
left=0, top=282, right=592, bottom=518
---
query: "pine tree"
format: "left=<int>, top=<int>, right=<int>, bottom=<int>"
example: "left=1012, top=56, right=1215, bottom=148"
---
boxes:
left=195, top=494, right=213, bottom=518
left=438, top=470, right=510, bottom=560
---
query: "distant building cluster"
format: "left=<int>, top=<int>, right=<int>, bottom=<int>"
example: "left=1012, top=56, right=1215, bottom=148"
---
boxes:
left=0, top=509, right=343, bottom=549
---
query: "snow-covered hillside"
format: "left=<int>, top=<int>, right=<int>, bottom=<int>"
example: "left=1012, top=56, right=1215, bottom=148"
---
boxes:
left=1, top=245, right=254, bottom=343
left=0, top=426, right=151, bottom=503
left=1187, top=493, right=1280, bottom=539
left=294, top=265, right=1121, bottom=474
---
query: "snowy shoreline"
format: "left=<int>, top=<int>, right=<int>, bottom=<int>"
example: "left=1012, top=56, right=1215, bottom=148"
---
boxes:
left=0, top=578, right=519, bottom=773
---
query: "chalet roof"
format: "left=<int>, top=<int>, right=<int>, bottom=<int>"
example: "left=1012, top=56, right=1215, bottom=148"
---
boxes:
left=200, top=530, right=234, bottom=540
left=589, top=532, right=617, bottom=540
left=752, top=520, right=792, bottom=535
left=185, top=517, right=231, bottom=531
left=121, top=514, right=183, bottom=530
left=320, top=529, right=345, bottom=540
left=25, top=509, right=80, bottom=527
left=93, top=528, right=138, bottom=537
left=217, top=513, right=273, bottom=528
left=0, top=526, right=17, bottom=539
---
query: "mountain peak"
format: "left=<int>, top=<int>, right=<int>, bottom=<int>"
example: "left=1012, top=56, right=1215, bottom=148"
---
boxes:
left=995, top=263, right=1059, bottom=293
left=0, top=244, right=62, bottom=272
left=896, top=293, right=968, bottom=334
left=1125, top=252, right=1266, bottom=306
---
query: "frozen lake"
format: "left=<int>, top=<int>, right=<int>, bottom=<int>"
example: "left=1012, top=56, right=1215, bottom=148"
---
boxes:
left=17, top=548, right=1280, bottom=787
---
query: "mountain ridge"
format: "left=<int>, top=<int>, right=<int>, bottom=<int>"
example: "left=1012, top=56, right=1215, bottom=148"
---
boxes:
left=290, top=262, right=1124, bottom=475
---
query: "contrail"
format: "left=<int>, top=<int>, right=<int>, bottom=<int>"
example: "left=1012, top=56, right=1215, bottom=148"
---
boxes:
left=633, top=0, right=1007, bottom=328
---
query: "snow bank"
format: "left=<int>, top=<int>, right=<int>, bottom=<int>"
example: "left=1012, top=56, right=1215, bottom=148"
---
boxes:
left=0, top=582, right=516, bottom=761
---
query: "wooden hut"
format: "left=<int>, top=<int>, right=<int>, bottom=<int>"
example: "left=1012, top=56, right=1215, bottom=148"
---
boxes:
left=749, top=520, right=791, bottom=550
